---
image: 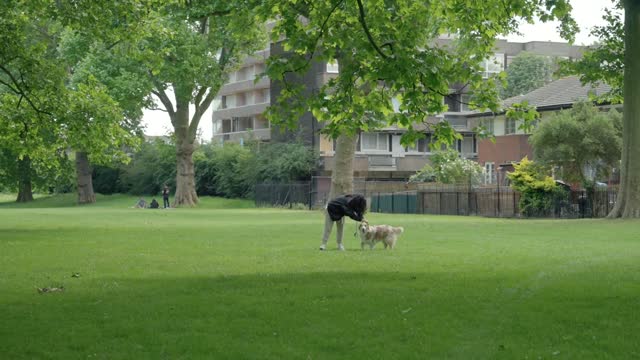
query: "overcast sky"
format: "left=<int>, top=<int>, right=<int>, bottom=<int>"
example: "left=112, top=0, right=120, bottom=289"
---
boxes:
left=141, top=0, right=616, bottom=140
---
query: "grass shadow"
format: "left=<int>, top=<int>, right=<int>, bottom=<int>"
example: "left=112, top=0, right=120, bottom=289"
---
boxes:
left=1, top=271, right=637, bottom=359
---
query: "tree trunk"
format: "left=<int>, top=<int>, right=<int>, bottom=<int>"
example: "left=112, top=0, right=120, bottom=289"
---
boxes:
left=329, top=134, right=358, bottom=199
left=75, top=151, right=96, bottom=204
left=609, top=0, right=640, bottom=218
left=16, top=156, right=34, bottom=202
left=173, top=102, right=198, bottom=207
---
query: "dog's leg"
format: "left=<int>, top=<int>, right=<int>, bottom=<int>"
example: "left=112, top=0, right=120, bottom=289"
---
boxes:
left=361, top=241, right=365, bottom=250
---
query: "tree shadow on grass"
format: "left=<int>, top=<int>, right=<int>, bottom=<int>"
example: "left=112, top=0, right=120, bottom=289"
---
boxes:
left=1, top=271, right=637, bottom=359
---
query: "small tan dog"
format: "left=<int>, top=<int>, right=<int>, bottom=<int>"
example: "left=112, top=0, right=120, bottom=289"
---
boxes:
left=358, top=219, right=404, bottom=250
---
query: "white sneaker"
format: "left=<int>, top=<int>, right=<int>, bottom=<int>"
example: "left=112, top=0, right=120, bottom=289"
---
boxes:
left=338, top=244, right=345, bottom=251
left=319, top=244, right=326, bottom=251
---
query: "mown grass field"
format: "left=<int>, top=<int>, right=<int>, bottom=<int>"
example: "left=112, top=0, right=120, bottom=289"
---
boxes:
left=1, top=194, right=639, bottom=359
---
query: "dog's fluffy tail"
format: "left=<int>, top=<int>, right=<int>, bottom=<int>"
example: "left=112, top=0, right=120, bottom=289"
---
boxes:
left=393, top=226, right=404, bottom=234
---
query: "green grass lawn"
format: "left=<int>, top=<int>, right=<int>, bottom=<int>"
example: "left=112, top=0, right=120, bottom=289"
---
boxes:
left=1, top=195, right=639, bottom=359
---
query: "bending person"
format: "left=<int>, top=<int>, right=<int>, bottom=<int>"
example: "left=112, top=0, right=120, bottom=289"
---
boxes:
left=320, top=194, right=367, bottom=251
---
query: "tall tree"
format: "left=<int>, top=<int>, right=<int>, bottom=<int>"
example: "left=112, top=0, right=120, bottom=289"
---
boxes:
left=529, top=102, right=622, bottom=185
left=564, top=0, right=640, bottom=218
left=260, top=0, right=577, bottom=201
left=0, top=3, right=69, bottom=202
left=502, top=52, right=554, bottom=98
left=58, top=30, right=151, bottom=204
left=131, top=1, right=264, bottom=206
left=0, top=1, right=153, bottom=203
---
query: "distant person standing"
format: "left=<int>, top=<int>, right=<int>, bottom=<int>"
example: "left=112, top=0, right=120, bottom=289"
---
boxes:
left=162, top=185, right=170, bottom=208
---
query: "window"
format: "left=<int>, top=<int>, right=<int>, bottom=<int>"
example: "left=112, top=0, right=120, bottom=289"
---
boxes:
left=361, top=133, right=389, bottom=152
left=326, top=60, right=339, bottom=73
left=232, top=117, right=252, bottom=132
left=236, top=67, right=248, bottom=81
left=481, top=53, right=504, bottom=78
left=235, top=93, right=246, bottom=107
left=254, top=114, right=269, bottom=129
left=254, top=89, right=266, bottom=104
left=253, top=64, right=265, bottom=79
left=444, top=93, right=461, bottom=112
left=505, top=118, right=517, bottom=135
left=220, top=96, right=227, bottom=109
left=222, top=119, right=232, bottom=133
left=264, top=89, right=270, bottom=104
left=405, top=135, right=429, bottom=153
left=460, top=94, right=472, bottom=112
left=484, top=162, right=495, bottom=184
left=481, top=118, right=494, bottom=135
left=212, top=119, right=222, bottom=134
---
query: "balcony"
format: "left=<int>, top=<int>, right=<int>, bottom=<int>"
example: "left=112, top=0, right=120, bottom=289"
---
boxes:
left=212, top=103, right=269, bottom=121
left=368, top=155, right=397, bottom=170
left=219, top=76, right=270, bottom=96
left=211, top=128, right=271, bottom=143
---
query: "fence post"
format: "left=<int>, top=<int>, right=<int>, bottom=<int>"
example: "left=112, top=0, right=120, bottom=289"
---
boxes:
left=513, top=191, right=516, bottom=218
left=496, top=184, right=501, bottom=217
left=406, top=192, right=409, bottom=214
left=391, top=193, right=395, bottom=213
left=308, top=182, right=312, bottom=210
left=439, top=191, right=443, bottom=215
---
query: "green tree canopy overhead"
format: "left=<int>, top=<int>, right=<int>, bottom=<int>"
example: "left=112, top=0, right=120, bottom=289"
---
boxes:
left=502, top=52, right=554, bottom=98
left=0, top=1, right=157, bottom=203
left=259, top=0, right=577, bottom=200
left=529, top=102, right=622, bottom=186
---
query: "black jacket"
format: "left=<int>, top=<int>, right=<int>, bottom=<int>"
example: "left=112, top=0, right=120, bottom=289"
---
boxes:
left=327, top=195, right=365, bottom=222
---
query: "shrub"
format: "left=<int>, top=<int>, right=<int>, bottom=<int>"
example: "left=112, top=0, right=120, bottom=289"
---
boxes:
left=118, top=140, right=176, bottom=195
left=508, top=157, right=566, bottom=217
left=410, top=149, right=483, bottom=185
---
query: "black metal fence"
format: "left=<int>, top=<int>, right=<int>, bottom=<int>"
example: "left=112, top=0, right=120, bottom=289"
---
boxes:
left=255, top=182, right=617, bottom=219
left=255, top=183, right=312, bottom=208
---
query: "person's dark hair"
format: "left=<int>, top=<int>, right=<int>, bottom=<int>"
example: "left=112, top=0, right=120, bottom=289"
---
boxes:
left=347, top=194, right=367, bottom=214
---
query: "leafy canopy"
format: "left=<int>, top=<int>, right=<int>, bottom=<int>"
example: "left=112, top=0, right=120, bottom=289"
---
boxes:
left=259, top=0, right=577, bottom=146
left=502, top=52, right=554, bottom=99
left=529, top=101, right=622, bottom=184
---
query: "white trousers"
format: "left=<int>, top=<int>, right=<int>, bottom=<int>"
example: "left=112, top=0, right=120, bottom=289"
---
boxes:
left=321, top=209, right=344, bottom=246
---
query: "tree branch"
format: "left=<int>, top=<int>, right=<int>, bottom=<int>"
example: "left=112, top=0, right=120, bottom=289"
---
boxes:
left=356, top=0, right=391, bottom=59
left=280, top=0, right=344, bottom=79
left=0, top=65, right=52, bottom=116
left=194, top=85, right=208, bottom=106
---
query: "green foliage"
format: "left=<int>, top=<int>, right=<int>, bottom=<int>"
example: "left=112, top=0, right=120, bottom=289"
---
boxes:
left=409, top=149, right=483, bottom=185
left=529, top=102, right=622, bottom=185
left=247, top=142, right=319, bottom=184
left=196, top=141, right=317, bottom=199
left=508, top=157, right=564, bottom=216
left=502, top=52, right=554, bottom=98
left=559, top=2, right=623, bottom=103
left=505, top=100, right=541, bottom=133
left=96, top=140, right=318, bottom=198
left=0, top=147, right=74, bottom=194
left=117, top=140, right=176, bottom=195
left=260, top=0, right=577, bottom=146
left=207, top=143, right=254, bottom=199
left=91, top=165, right=124, bottom=195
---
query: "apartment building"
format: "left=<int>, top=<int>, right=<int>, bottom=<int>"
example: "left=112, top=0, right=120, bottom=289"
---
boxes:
left=211, top=37, right=585, bottom=180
